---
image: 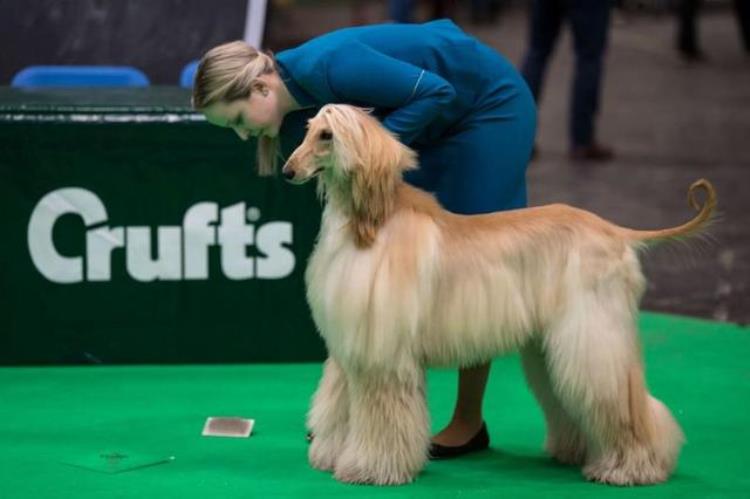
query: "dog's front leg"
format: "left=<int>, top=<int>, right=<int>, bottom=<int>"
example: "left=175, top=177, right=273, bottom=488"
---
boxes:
left=307, top=356, right=350, bottom=472
left=334, top=363, right=429, bottom=485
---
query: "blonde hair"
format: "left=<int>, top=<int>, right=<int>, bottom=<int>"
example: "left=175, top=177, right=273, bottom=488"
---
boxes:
left=192, top=40, right=281, bottom=175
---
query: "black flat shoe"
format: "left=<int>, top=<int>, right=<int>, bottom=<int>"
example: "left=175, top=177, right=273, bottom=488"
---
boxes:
left=428, top=422, right=490, bottom=460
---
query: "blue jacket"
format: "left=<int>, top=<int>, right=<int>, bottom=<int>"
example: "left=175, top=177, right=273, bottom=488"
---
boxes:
left=275, top=19, right=520, bottom=147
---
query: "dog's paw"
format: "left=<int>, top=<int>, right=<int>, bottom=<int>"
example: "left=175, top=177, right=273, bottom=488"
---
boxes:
left=308, top=437, right=338, bottom=472
left=583, top=459, right=669, bottom=486
left=333, top=449, right=416, bottom=486
left=582, top=444, right=674, bottom=486
left=333, top=462, right=415, bottom=486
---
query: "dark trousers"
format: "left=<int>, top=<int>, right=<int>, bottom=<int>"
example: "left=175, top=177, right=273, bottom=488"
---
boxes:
left=521, top=0, right=612, bottom=147
left=679, top=0, right=750, bottom=55
left=739, top=0, right=750, bottom=52
left=388, top=0, right=415, bottom=23
left=388, top=0, right=455, bottom=22
left=678, top=0, right=700, bottom=54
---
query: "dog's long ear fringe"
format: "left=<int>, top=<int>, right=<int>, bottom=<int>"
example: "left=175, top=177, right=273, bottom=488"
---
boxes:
left=351, top=165, right=397, bottom=248
left=329, top=106, right=394, bottom=247
left=321, top=105, right=419, bottom=248
left=349, top=109, right=398, bottom=248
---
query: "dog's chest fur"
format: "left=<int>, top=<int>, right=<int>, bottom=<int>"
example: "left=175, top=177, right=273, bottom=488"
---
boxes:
left=304, top=206, right=440, bottom=369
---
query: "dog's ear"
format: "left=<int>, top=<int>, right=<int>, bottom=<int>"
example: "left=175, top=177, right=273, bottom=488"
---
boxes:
left=350, top=163, right=397, bottom=248
left=347, top=106, right=412, bottom=248
left=395, top=142, right=418, bottom=172
left=353, top=107, right=418, bottom=174
left=324, top=105, right=417, bottom=248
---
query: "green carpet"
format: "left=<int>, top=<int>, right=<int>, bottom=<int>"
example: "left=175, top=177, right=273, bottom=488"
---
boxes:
left=0, top=312, right=748, bottom=498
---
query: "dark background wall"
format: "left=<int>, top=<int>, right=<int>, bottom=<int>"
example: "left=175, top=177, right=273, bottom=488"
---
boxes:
left=0, top=0, right=248, bottom=85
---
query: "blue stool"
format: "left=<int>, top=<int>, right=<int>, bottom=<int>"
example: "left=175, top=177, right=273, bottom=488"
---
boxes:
left=179, top=60, right=199, bottom=88
left=11, top=65, right=150, bottom=88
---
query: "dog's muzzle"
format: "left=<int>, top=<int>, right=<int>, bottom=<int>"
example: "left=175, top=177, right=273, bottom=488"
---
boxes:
left=282, top=164, right=323, bottom=184
left=282, top=165, right=296, bottom=180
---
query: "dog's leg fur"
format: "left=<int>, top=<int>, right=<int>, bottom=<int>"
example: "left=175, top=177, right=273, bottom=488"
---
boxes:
left=307, top=357, right=350, bottom=472
left=543, top=259, right=684, bottom=485
left=521, top=340, right=587, bottom=465
left=334, top=364, right=429, bottom=485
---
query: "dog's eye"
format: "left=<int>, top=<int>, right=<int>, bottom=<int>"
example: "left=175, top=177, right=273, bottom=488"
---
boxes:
left=319, top=130, right=333, bottom=141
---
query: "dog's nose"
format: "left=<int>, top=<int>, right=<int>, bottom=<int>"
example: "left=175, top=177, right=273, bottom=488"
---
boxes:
left=282, top=166, right=295, bottom=180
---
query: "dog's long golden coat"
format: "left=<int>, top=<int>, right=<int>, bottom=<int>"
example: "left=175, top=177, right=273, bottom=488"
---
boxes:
left=284, top=104, right=714, bottom=486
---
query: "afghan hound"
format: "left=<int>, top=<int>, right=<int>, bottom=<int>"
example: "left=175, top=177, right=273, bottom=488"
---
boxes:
left=281, top=104, right=715, bottom=486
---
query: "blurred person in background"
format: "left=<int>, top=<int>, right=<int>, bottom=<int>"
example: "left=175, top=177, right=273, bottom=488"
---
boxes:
left=470, top=0, right=505, bottom=25
left=360, top=0, right=456, bottom=23
left=192, top=19, right=536, bottom=459
left=521, top=0, right=615, bottom=161
left=676, top=0, right=750, bottom=61
left=389, top=0, right=416, bottom=22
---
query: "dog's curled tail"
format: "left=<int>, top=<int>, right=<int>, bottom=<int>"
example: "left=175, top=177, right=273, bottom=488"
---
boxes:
left=621, top=179, right=717, bottom=244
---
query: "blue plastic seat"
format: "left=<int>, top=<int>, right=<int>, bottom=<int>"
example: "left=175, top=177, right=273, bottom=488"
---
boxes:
left=11, top=65, right=150, bottom=88
left=179, top=60, right=199, bottom=88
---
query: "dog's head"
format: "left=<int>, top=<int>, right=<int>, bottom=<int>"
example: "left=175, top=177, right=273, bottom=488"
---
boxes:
left=282, top=104, right=417, bottom=247
left=282, top=104, right=416, bottom=185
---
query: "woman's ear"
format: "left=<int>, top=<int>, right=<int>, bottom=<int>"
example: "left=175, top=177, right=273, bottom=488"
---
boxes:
left=251, top=79, right=269, bottom=96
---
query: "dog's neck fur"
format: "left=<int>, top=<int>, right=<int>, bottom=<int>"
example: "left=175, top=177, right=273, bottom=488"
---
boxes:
left=320, top=171, right=444, bottom=249
left=319, top=171, right=396, bottom=249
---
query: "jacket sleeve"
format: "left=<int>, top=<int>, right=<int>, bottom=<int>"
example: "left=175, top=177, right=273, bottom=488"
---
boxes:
left=325, top=42, right=457, bottom=145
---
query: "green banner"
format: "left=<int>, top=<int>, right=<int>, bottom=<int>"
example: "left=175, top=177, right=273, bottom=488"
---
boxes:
left=0, top=87, right=325, bottom=365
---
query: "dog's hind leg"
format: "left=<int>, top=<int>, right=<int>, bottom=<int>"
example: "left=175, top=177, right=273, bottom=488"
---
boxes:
left=544, top=284, right=684, bottom=485
left=308, top=357, right=350, bottom=472
left=521, top=339, right=586, bottom=465
left=333, top=363, right=429, bottom=485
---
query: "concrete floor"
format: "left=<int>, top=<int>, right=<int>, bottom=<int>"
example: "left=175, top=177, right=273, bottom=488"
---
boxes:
left=267, top=4, right=750, bottom=325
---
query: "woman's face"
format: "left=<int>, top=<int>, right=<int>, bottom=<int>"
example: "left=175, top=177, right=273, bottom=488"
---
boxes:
left=202, top=88, right=282, bottom=140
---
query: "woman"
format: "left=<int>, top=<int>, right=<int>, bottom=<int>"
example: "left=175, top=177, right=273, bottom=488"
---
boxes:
left=193, top=19, right=536, bottom=459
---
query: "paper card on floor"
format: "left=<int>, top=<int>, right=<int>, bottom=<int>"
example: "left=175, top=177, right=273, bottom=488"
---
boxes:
left=202, top=417, right=255, bottom=438
left=61, top=451, right=175, bottom=474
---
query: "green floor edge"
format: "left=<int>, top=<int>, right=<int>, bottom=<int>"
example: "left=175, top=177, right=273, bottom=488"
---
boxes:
left=0, top=311, right=748, bottom=498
